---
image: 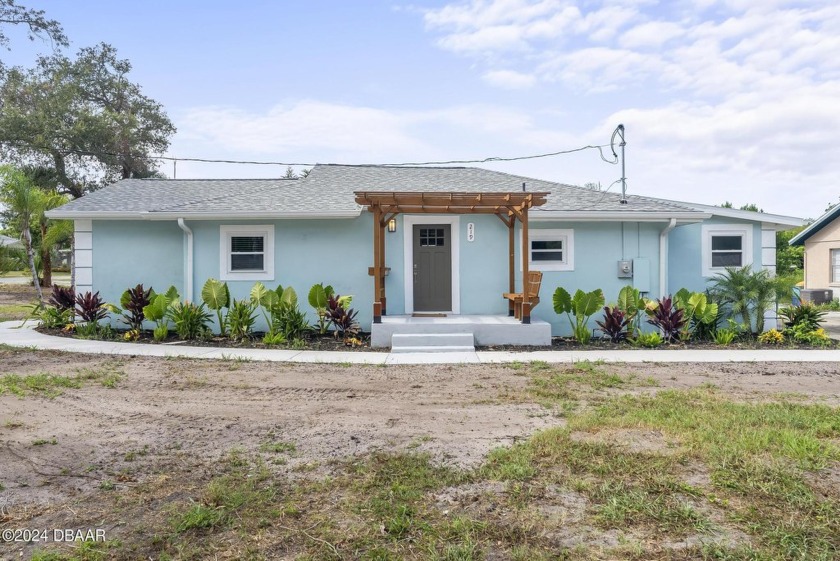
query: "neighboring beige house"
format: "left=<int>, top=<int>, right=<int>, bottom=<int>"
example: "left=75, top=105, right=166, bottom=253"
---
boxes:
left=790, top=205, right=840, bottom=290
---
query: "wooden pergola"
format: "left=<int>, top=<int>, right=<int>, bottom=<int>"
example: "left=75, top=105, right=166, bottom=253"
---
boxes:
left=353, top=191, right=550, bottom=325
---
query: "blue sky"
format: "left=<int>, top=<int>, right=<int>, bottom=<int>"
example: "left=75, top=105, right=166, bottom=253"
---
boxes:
left=4, top=0, right=838, bottom=218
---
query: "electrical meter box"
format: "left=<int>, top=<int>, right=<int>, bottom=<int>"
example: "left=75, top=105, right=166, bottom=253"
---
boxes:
left=617, top=260, right=633, bottom=278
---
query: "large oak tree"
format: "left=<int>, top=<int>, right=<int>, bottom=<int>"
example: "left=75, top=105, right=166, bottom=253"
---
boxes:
left=0, top=43, right=175, bottom=198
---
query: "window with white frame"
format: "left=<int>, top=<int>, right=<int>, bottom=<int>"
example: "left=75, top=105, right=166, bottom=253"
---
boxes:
left=701, top=224, right=752, bottom=277
left=831, top=249, right=840, bottom=284
left=219, top=225, right=274, bottom=281
left=521, top=229, right=574, bottom=271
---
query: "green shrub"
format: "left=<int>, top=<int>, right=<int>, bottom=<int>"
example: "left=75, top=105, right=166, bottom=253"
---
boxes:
left=757, top=328, right=784, bottom=345
left=38, top=306, right=72, bottom=329
left=713, top=328, right=737, bottom=346
left=673, top=288, right=719, bottom=340
left=167, top=301, right=212, bottom=340
left=153, top=324, right=169, bottom=342
left=631, top=331, right=662, bottom=348
left=787, top=324, right=832, bottom=347
left=779, top=303, right=826, bottom=331
left=553, top=287, right=605, bottom=344
left=143, top=286, right=179, bottom=337
left=228, top=298, right=257, bottom=340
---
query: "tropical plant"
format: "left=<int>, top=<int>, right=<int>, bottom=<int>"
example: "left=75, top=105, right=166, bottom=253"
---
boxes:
left=201, top=278, right=231, bottom=336
left=49, top=284, right=76, bottom=312
left=786, top=324, right=832, bottom=347
left=713, top=328, right=737, bottom=346
left=758, top=328, right=784, bottom=345
left=0, top=166, right=43, bottom=300
left=710, top=266, right=793, bottom=334
left=142, top=286, right=179, bottom=341
left=596, top=306, right=630, bottom=342
left=308, top=283, right=335, bottom=334
left=616, top=285, right=646, bottom=337
left=117, top=284, right=154, bottom=331
left=166, top=301, right=212, bottom=340
left=250, top=282, right=280, bottom=332
left=269, top=287, right=310, bottom=341
left=645, top=296, right=686, bottom=343
left=325, top=294, right=359, bottom=339
left=553, top=287, right=605, bottom=344
left=228, top=299, right=257, bottom=340
left=38, top=306, right=73, bottom=329
left=778, top=303, right=826, bottom=331
left=75, top=291, right=108, bottom=324
left=631, top=332, right=663, bottom=348
left=673, top=289, right=719, bottom=340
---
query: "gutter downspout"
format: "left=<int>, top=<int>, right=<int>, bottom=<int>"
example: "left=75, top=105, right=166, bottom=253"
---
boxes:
left=659, top=218, right=677, bottom=297
left=177, top=218, right=194, bottom=302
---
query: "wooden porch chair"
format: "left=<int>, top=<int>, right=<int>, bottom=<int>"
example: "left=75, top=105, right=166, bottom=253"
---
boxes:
left=503, top=271, right=543, bottom=321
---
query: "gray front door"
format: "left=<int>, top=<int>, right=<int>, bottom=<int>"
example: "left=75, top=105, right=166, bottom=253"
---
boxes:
left=413, top=224, right=452, bottom=312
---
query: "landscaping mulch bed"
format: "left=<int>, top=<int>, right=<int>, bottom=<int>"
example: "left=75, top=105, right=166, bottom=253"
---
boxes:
left=36, top=326, right=375, bottom=351
left=37, top=326, right=836, bottom=352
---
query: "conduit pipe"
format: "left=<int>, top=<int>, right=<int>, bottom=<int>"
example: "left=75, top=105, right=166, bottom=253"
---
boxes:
left=659, top=218, right=677, bottom=297
left=177, top=218, right=194, bottom=302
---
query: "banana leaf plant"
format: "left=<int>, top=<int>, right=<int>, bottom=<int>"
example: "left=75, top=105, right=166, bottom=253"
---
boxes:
left=616, top=285, right=647, bottom=337
left=674, top=288, right=719, bottom=340
left=201, top=278, right=231, bottom=336
left=308, top=283, right=335, bottom=334
left=142, top=286, right=180, bottom=340
left=553, top=287, right=605, bottom=344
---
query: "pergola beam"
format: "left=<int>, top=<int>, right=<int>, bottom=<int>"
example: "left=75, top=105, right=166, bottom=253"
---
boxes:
left=356, top=191, right=549, bottom=325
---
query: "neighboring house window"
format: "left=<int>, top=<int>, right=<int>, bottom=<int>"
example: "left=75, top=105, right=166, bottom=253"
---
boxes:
left=831, top=249, right=840, bottom=283
left=219, top=225, right=274, bottom=281
left=701, top=224, right=753, bottom=277
left=521, top=229, right=574, bottom=271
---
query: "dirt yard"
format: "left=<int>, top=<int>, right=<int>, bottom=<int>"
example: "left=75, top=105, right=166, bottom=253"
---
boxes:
left=1, top=349, right=839, bottom=560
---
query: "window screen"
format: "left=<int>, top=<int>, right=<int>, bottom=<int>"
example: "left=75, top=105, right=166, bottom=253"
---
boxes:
left=832, top=249, right=840, bottom=283
left=230, top=235, right=264, bottom=271
left=710, top=235, right=742, bottom=267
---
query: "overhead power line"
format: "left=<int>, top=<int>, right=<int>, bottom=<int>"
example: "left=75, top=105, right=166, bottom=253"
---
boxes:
left=2, top=140, right=619, bottom=168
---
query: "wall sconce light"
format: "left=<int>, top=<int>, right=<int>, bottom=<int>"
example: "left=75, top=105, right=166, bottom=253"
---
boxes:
left=387, top=218, right=397, bottom=233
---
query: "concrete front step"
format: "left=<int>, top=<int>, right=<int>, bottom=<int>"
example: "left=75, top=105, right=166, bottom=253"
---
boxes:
left=391, top=332, right=475, bottom=353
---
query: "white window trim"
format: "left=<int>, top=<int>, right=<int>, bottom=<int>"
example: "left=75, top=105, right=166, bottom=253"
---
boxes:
left=219, top=225, right=275, bottom=281
left=519, top=229, right=575, bottom=272
left=701, top=224, right=753, bottom=278
left=403, top=215, right=460, bottom=315
left=830, top=248, right=840, bottom=285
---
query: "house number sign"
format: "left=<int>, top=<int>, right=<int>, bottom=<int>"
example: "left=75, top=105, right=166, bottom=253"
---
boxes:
left=467, top=223, right=475, bottom=242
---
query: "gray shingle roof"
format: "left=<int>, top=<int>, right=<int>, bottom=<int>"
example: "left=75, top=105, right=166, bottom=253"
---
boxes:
left=48, top=164, right=702, bottom=218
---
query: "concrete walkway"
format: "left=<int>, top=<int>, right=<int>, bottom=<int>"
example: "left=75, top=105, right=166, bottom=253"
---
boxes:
left=2, top=320, right=839, bottom=365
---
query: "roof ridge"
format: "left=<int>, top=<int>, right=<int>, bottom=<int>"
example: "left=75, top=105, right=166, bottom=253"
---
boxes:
left=129, top=178, right=298, bottom=182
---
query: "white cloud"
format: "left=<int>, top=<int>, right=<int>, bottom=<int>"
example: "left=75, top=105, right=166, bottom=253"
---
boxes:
left=482, top=69, right=537, bottom=88
left=619, top=20, right=684, bottom=48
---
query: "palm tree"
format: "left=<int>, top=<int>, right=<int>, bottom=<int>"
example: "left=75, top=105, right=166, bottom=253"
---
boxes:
left=710, top=266, right=757, bottom=332
left=710, top=265, right=793, bottom=334
left=0, top=167, right=44, bottom=302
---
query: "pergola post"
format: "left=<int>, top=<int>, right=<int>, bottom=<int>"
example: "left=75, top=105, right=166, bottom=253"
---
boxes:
left=372, top=206, right=383, bottom=324
left=508, top=216, right=516, bottom=317
left=520, top=205, right=531, bottom=324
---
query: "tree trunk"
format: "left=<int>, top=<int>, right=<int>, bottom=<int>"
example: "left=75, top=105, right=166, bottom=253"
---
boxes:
left=40, top=221, right=52, bottom=288
left=22, top=220, right=43, bottom=303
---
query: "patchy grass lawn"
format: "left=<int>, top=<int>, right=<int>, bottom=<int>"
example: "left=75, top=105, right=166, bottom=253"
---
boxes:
left=0, top=282, right=38, bottom=321
left=0, top=360, right=125, bottom=397
left=6, top=359, right=839, bottom=560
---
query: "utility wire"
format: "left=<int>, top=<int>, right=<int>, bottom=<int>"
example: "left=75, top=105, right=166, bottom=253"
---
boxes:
left=2, top=141, right=618, bottom=168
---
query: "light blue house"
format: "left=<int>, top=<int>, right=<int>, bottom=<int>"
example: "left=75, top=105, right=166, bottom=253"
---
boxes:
left=47, top=165, right=804, bottom=347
